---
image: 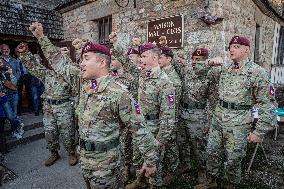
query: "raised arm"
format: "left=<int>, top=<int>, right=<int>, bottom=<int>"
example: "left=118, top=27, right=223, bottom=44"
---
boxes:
left=16, top=43, right=47, bottom=81
left=29, top=22, right=81, bottom=90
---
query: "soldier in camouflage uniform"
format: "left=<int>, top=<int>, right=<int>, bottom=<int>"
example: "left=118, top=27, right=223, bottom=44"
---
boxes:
left=126, top=46, right=141, bottom=69
left=172, top=47, right=219, bottom=184
left=16, top=43, right=78, bottom=167
left=138, top=43, right=176, bottom=187
left=111, top=34, right=178, bottom=187
left=29, top=22, right=158, bottom=189
left=194, top=36, right=276, bottom=189
left=110, top=56, right=136, bottom=182
left=158, top=46, right=181, bottom=182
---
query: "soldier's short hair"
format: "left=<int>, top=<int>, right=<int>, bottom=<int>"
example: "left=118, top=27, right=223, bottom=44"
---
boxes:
left=97, top=53, right=111, bottom=68
left=149, top=47, right=161, bottom=56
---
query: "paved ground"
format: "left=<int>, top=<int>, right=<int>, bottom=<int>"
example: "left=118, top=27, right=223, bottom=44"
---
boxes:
left=2, top=139, right=85, bottom=189
left=19, top=112, right=43, bottom=126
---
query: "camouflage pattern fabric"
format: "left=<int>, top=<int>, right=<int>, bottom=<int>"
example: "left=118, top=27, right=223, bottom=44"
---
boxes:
left=19, top=52, right=75, bottom=153
left=112, top=68, right=135, bottom=180
left=174, top=60, right=218, bottom=170
left=112, top=47, right=140, bottom=100
left=202, top=59, right=276, bottom=184
left=37, top=36, right=158, bottom=188
left=138, top=66, right=176, bottom=186
left=161, top=65, right=181, bottom=175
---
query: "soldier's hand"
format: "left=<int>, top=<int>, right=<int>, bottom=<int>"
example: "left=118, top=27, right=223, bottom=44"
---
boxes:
left=109, top=32, right=117, bottom=44
left=72, top=38, right=83, bottom=49
left=29, top=22, right=44, bottom=39
left=202, top=127, right=209, bottom=134
left=159, top=36, right=167, bottom=47
left=60, top=47, right=70, bottom=55
left=0, top=92, right=6, bottom=97
left=140, top=165, right=156, bottom=177
left=16, top=43, right=28, bottom=54
left=132, top=38, right=141, bottom=46
left=208, top=57, right=223, bottom=66
left=247, top=132, right=263, bottom=143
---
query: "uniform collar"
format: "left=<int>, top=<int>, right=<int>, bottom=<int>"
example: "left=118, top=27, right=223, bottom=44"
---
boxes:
left=87, top=75, right=111, bottom=95
left=145, top=66, right=161, bottom=79
left=230, top=58, right=249, bottom=70
left=112, top=68, right=124, bottom=76
left=95, top=75, right=112, bottom=93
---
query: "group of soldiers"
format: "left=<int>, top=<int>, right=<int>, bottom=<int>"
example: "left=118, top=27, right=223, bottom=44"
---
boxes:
left=14, top=21, right=276, bottom=189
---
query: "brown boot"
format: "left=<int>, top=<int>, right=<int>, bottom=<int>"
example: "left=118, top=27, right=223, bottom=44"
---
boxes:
left=194, top=176, right=217, bottom=189
left=163, top=173, right=175, bottom=185
left=125, top=173, right=148, bottom=189
left=44, top=151, right=60, bottom=167
left=226, top=183, right=236, bottom=189
left=197, top=169, right=207, bottom=184
left=68, top=152, right=78, bottom=166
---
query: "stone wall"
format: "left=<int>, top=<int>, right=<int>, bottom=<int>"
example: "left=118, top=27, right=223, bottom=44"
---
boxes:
left=61, top=0, right=279, bottom=71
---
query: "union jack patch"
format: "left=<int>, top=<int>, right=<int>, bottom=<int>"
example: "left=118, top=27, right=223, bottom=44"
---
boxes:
left=269, top=85, right=275, bottom=96
left=167, top=95, right=174, bottom=105
left=90, top=80, right=97, bottom=90
left=134, top=101, right=141, bottom=114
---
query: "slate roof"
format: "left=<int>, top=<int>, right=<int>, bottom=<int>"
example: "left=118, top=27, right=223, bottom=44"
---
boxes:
left=0, top=0, right=63, bottom=39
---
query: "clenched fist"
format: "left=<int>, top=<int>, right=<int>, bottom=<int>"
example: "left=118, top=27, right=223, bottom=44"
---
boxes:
left=159, top=36, right=167, bottom=47
left=29, top=22, right=44, bottom=39
left=132, top=38, right=141, bottom=46
left=16, top=43, right=29, bottom=54
left=60, top=47, right=70, bottom=55
left=208, top=57, right=223, bottom=66
left=72, top=38, right=89, bottom=50
left=109, top=32, right=117, bottom=44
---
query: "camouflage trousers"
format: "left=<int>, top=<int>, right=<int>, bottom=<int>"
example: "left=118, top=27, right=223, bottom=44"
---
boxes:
left=119, top=126, right=133, bottom=182
left=162, top=133, right=180, bottom=176
left=80, top=147, right=123, bottom=189
left=206, top=117, right=250, bottom=184
left=43, top=101, right=75, bottom=153
left=149, top=123, right=179, bottom=186
left=178, top=109, right=208, bottom=168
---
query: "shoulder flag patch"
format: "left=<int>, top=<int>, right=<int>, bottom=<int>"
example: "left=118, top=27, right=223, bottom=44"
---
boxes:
left=134, top=101, right=141, bottom=114
left=269, top=85, right=275, bottom=96
left=167, top=95, right=175, bottom=105
left=90, top=80, right=97, bottom=90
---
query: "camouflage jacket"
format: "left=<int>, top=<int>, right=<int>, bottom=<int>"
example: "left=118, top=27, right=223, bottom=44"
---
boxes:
left=111, top=68, right=136, bottom=94
left=19, top=51, right=72, bottom=100
left=174, top=60, right=218, bottom=123
left=202, top=59, right=276, bottom=136
left=139, top=66, right=176, bottom=146
left=162, top=64, right=182, bottom=116
left=38, top=36, right=158, bottom=166
left=112, top=47, right=140, bottom=100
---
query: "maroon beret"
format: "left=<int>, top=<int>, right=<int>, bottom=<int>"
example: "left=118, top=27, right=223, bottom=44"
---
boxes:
left=229, top=36, right=250, bottom=47
left=81, top=42, right=111, bottom=57
left=127, top=48, right=139, bottom=56
left=160, top=47, right=174, bottom=58
left=138, top=43, right=156, bottom=54
left=191, top=48, right=209, bottom=58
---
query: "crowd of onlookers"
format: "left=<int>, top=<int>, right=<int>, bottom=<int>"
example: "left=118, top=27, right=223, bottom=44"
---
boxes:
left=0, top=43, right=44, bottom=141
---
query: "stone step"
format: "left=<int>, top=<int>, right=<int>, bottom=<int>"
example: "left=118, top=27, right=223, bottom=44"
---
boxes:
left=23, top=122, right=43, bottom=132
left=6, top=127, right=45, bottom=150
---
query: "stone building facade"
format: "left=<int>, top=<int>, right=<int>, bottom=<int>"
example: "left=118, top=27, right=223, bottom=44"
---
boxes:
left=57, top=0, right=283, bottom=70
left=57, top=0, right=284, bottom=106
